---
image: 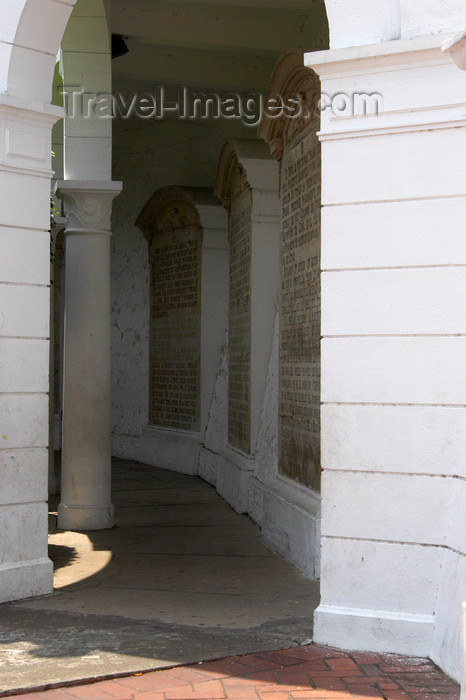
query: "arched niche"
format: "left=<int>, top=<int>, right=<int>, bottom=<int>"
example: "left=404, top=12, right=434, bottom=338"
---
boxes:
left=136, top=186, right=229, bottom=471
left=137, top=187, right=204, bottom=433
left=214, top=139, right=280, bottom=510
left=259, top=51, right=322, bottom=493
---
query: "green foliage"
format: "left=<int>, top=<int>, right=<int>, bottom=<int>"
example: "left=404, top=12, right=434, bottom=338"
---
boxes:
left=50, top=151, right=57, bottom=263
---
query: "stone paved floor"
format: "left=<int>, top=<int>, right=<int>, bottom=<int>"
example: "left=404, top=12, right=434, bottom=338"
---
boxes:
left=0, top=459, right=319, bottom=694
left=2, top=644, right=460, bottom=699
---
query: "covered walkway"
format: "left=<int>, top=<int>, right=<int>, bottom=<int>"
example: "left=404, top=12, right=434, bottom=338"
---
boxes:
left=0, top=459, right=319, bottom=695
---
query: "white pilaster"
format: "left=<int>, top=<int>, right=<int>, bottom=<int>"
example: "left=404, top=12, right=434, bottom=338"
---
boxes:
left=56, top=180, right=122, bottom=531
left=0, top=94, right=63, bottom=602
left=307, top=36, right=466, bottom=681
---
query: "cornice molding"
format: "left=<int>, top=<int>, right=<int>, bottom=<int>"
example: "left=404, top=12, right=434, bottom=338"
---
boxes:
left=306, top=33, right=451, bottom=79
left=442, top=28, right=466, bottom=70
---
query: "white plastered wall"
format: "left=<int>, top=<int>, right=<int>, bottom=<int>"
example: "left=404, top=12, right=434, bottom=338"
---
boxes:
left=324, top=0, right=466, bottom=49
left=308, top=34, right=466, bottom=682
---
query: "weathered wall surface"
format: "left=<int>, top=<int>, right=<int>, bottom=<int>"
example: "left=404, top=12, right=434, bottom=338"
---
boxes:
left=110, top=117, right=251, bottom=455
left=279, top=119, right=321, bottom=491
left=149, top=226, right=202, bottom=431
left=228, top=186, right=252, bottom=454
left=324, top=0, right=466, bottom=49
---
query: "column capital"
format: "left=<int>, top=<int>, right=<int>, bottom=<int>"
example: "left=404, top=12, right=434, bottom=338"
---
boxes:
left=55, top=180, right=123, bottom=234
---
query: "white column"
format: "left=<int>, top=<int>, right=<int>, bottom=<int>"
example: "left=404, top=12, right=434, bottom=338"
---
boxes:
left=56, top=180, right=122, bottom=530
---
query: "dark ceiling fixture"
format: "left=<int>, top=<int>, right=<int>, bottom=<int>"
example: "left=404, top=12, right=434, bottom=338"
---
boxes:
left=112, top=34, right=129, bottom=59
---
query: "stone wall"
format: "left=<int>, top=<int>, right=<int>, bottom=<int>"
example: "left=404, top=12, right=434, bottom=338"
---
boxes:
left=228, top=183, right=252, bottom=453
left=149, top=226, right=202, bottom=431
left=280, top=119, right=321, bottom=491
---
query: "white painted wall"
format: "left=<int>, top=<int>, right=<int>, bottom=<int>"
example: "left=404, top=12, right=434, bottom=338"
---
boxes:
left=324, top=0, right=466, bottom=49
left=308, top=35, right=466, bottom=681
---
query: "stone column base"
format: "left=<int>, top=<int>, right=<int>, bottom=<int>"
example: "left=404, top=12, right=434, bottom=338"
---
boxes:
left=58, top=503, right=114, bottom=531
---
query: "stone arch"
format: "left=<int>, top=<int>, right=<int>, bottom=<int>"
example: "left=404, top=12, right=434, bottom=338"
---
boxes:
left=58, top=0, right=112, bottom=181
left=215, top=139, right=275, bottom=212
left=137, top=186, right=203, bottom=239
left=0, top=0, right=76, bottom=102
left=258, top=50, right=321, bottom=163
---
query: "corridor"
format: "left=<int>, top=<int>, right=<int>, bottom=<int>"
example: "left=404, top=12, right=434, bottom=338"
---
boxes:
left=0, top=459, right=319, bottom=694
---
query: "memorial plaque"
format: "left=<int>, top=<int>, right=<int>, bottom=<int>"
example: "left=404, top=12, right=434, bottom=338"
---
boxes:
left=149, top=225, right=202, bottom=431
left=279, top=117, right=321, bottom=490
left=228, top=175, right=252, bottom=453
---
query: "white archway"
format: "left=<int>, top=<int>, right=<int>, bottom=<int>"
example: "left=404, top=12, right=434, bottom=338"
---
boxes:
left=0, top=0, right=76, bottom=602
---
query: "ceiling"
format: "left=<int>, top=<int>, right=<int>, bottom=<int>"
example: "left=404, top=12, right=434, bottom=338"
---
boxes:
left=110, top=0, right=328, bottom=93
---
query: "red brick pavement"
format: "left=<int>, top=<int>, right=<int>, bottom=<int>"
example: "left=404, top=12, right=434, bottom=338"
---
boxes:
left=2, top=644, right=460, bottom=700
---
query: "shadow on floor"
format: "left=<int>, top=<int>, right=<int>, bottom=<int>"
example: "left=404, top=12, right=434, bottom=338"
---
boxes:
left=0, top=457, right=320, bottom=694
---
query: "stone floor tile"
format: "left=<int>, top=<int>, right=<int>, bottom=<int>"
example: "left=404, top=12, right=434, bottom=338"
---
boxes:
left=116, top=673, right=190, bottom=692
left=164, top=678, right=226, bottom=699
left=62, top=685, right=121, bottom=699
left=196, top=658, right=257, bottom=677
left=32, top=693, right=74, bottom=700
left=80, top=680, right=133, bottom=697
left=346, top=686, right=384, bottom=697
left=274, top=670, right=312, bottom=686
left=326, top=659, right=360, bottom=672
left=376, top=681, right=401, bottom=690
left=309, top=679, right=348, bottom=691
left=237, top=655, right=283, bottom=672
left=290, top=692, right=344, bottom=699
left=222, top=684, right=260, bottom=698
left=350, top=654, right=383, bottom=665
left=236, top=671, right=282, bottom=686
left=358, top=665, right=386, bottom=678
left=255, top=652, right=306, bottom=667
left=167, top=667, right=219, bottom=684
